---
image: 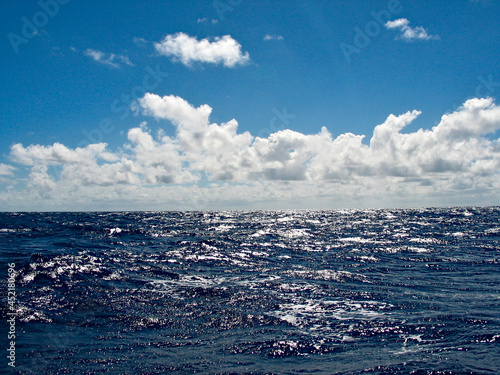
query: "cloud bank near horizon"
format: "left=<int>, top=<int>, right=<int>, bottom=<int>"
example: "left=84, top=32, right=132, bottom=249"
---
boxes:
left=2, top=95, right=500, bottom=210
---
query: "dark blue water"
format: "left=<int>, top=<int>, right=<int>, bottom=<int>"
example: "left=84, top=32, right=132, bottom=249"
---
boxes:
left=1, top=208, right=499, bottom=374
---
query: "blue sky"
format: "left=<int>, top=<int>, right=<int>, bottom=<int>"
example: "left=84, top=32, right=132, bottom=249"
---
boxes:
left=1, top=0, right=499, bottom=211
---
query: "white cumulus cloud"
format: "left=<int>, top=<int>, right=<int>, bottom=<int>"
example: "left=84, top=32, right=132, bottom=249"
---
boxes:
left=137, top=93, right=212, bottom=133
left=154, top=32, right=250, bottom=67
left=136, top=94, right=500, bottom=184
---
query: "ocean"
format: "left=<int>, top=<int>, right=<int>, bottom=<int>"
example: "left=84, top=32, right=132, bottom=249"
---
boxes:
left=1, top=207, right=499, bottom=374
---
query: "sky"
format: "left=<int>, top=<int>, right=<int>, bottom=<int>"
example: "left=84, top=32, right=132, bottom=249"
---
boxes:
left=0, top=0, right=499, bottom=211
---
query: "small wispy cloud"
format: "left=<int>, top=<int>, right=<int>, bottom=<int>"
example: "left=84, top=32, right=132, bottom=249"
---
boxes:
left=263, top=34, right=284, bottom=41
left=385, top=18, right=440, bottom=42
left=84, top=48, right=134, bottom=69
left=132, top=37, right=149, bottom=48
left=197, top=17, right=219, bottom=24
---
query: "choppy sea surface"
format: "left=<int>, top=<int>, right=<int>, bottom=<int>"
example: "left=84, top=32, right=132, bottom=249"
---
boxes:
left=1, top=207, right=499, bottom=375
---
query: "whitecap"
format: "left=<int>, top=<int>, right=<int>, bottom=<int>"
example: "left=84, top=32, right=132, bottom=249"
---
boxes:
left=278, top=228, right=310, bottom=238
left=109, top=227, right=122, bottom=235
